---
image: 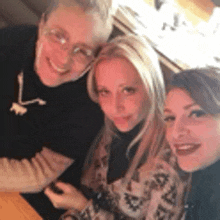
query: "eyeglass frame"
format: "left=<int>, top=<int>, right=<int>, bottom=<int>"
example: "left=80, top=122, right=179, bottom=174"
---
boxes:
left=40, top=14, right=96, bottom=75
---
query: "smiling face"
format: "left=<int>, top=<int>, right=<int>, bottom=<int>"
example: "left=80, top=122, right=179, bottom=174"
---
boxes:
left=35, top=5, right=98, bottom=87
left=95, top=57, right=147, bottom=132
left=165, top=88, right=220, bottom=172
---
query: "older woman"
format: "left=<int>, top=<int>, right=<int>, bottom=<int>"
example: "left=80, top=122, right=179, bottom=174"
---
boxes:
left=164, top=67, right=220, bottom=219
left=45, top=34, right=189, bottom=220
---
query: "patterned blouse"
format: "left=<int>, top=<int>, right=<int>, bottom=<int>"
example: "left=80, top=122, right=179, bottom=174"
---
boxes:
left=60, top=128, right=190, bottom=220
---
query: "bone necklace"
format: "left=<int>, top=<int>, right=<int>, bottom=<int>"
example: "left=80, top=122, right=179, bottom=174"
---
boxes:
left=10, top=71, right=46, bottom=116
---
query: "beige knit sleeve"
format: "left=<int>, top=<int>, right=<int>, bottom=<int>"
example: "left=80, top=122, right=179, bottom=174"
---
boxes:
left=0, top=147, right=74, bottom=193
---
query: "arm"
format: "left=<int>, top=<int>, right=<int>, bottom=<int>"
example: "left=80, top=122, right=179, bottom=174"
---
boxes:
left=0, top=147, right=73, bottom=192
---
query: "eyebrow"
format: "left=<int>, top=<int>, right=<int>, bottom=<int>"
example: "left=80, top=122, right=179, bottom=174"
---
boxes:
left=183, top=103, right=197, bottom=110
left=164, top=103, right=198, bottom=113
left=164, top=109, right=172, bottom=113
left=118, top=82, right=140, bottom=88
left=96, top=85, right=106, bottom=89
left=119, top=84, right=128, bottom=88
left=164, top=103, right=197, bottom=113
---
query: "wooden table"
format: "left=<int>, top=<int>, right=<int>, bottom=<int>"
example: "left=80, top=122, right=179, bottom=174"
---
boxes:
left=0, top=192, right=42, bottom=220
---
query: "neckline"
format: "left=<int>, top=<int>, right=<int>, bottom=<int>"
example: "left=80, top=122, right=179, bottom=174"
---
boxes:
left=114, top=121, right=144, bottom=139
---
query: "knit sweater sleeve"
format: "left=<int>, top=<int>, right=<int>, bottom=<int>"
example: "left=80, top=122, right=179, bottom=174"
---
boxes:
left=59, top=200, right=115, bottom=220
left=0, top=147, right=74, bottom=193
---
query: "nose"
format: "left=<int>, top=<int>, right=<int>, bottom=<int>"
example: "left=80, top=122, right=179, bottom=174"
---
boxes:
left=172, top=116, right=190, bottom=139
left=112, top=93, right=125, bottom=114
left=54, top=49, right=72, bottom=68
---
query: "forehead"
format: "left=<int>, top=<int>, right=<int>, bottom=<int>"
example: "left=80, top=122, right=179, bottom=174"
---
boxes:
left=165, top=88, right=195, bottom=110
left=95, top=57, right=141, bottom=85
left=45, top=6, right=97, bottom=47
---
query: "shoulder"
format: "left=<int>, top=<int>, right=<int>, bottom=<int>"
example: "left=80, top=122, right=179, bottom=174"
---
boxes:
left=136, top=148, right=189, bottom=219
left=138, top=146, right=190, bottom=198
left=139, top=147, right=178, bottom=178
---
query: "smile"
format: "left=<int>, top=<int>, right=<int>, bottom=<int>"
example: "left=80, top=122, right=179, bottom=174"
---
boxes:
left=174, top=143, right=201, bottom=156
left=47, top=58, right=69, bottom=74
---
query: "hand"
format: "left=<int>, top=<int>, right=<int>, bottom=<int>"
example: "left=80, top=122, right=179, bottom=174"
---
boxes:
left=44, top=181, right=88, bottom=211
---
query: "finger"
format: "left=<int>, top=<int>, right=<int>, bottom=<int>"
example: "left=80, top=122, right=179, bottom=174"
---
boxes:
left=44, top=186, right=53, bottom=196
left=44, top=187, right=63, bottom=201
left=56, top=182, right=75, bottom=193
left=44, top=189, right=59, bottom=207
left=44, top=188, right=66, bottom=209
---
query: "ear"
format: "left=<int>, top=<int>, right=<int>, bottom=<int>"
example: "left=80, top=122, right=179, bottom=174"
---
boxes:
left=38, top=13, right=46, bottom=37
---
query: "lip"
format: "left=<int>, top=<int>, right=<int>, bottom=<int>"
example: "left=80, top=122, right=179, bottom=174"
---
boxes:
left=173, top=143, right=201, bottom=156
left=47, top=58, right=69, bottom=75
left=113, top=115, right=132, bottom=124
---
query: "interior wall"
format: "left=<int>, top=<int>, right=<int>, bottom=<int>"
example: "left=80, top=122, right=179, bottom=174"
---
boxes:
left=0, top=0, right=48, bottom=28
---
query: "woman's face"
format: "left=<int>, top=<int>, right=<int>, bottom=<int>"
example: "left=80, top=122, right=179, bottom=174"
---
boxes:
left=165, top=88, right=220, bottom=172
left=95, top=57, right=147, bottom=132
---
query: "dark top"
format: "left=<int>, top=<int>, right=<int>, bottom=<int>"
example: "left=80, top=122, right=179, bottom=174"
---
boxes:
left=107, top=123, right=142, bottom=183
left=0, top=25, right=103, bottom=219
left=81, top=123, right=142, bottom=216
left=185, top=160, right=220, bottom=220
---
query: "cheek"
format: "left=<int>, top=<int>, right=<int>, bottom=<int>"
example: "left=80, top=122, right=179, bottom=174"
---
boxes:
left=98, top=98, right=110, bottom=116
left=165, top=126, right=172, bottom=143
left=36, top=40, right=52, bottom=62
left=133, top=96, right=147, bottom=119
left=192, top=121, right=220, bottom=140
left=201, top=126, right=220, bottom=149
left=200, top=133, right=220, bottom=165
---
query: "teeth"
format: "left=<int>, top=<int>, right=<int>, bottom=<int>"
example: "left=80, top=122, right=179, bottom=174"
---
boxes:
left=49, top=59, right=68, bottom=74
left=177, top=145, right=193, bottom=150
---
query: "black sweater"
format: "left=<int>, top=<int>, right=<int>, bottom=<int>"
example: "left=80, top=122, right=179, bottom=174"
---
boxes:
left=0, top=25, right=103, bottom=219
left=0, top=25, right=103, bottom=160
left=186, top=160, right=220, bottom=220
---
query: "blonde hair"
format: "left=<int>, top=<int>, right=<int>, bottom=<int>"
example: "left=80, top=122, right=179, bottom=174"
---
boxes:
left=86, top=34, right=166, bottom=183
left=44, top=0, right=117, bottom=42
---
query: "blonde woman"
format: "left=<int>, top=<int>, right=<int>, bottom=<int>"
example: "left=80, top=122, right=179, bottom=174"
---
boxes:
left=45, top=34, right=189, bottom=220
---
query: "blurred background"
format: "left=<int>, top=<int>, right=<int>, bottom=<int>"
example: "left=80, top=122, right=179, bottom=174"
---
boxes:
left=0, top=0, right=49, bottom=28
left=1, top=0, right=220, bottom=73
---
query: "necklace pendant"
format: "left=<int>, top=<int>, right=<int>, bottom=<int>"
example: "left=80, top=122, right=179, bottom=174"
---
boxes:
left=10, top=102, right=28, bottom=116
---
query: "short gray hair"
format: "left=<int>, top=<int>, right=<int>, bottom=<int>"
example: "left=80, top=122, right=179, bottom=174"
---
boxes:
left=44, top=0, right=117, bottom=42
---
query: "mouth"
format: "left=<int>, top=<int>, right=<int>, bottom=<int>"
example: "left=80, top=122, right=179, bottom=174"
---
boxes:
left=113, top=116, right=131, bottom=124
left=174, top=143, right=201, bottom=156
left=47, top=58, right=69, bottom=75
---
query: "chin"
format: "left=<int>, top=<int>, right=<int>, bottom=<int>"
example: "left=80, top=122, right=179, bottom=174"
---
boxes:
left=37, top=73, right=58, bottom=87
left=116, top=126, right=132, bottom=133
left=178, top=159, right=202, bottom=173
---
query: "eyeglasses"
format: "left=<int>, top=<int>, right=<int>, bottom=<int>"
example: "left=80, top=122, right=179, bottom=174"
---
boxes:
left=44, top=27, right=95, bottom=72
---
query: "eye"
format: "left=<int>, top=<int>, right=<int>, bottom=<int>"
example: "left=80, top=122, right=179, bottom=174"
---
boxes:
left=189, top=110, right=207, bottom=118
left=123, top=87, right=136, bottom=95
left=164, top=115, right=175, bottom=123
left=50, top=29, right=67, bottom=45
left=97, top=89, right=110, bottom=97
left=79, top=48, right=93, bottom=57
left=72, top=47, right=94, bottom=62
